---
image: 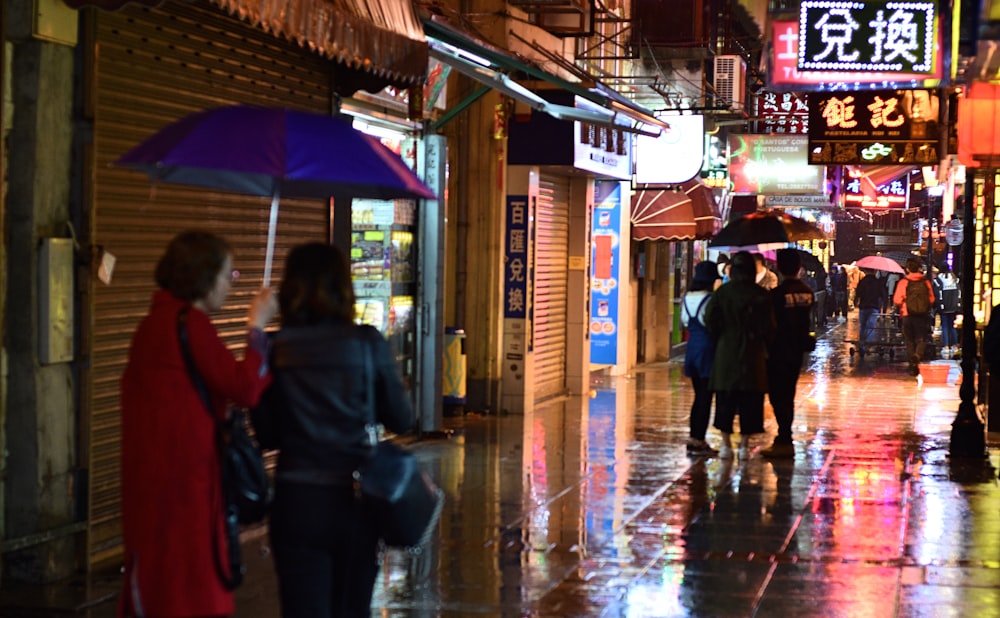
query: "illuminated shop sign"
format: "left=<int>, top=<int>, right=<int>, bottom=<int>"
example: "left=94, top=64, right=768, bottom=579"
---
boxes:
left=728, top=134, right=826, bottom=194
left=844, top=170, right=909, bottom=208
left=808, top=89, right=940, bottom=165
left=798, top=1, right=936, bottom=74
left=770, top=20, right=941, bottom=91
left=754, top=91, right=809, bottom=134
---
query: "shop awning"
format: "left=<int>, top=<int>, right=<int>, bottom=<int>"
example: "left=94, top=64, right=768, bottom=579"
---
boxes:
left=631, top=179, right=721, bottom=241
left=65, top=0, right=429, bottom=86
left=424, top=16, right=667, bottom=136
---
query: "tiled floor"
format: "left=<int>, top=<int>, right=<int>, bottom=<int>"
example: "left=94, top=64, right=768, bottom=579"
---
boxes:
left=3, top=313, right=1000, bottom=616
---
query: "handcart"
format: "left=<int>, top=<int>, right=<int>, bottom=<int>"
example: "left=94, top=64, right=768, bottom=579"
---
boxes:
left=848, top=312, right=905, bottom=361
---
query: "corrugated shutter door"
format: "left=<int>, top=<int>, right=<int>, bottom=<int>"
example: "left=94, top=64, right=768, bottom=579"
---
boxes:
left=533, top=173, right=570, bottom=401
left=88, top=2, right=331, bottom=566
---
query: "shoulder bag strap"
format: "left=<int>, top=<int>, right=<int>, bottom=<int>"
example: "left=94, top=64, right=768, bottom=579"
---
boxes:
left=363, top=329, right=378, bottom=449
left=177, top=307, right=213, bottom=420
left=695, top=294, right=710, bottom=323
left=176, top=307, right=242, bottom=589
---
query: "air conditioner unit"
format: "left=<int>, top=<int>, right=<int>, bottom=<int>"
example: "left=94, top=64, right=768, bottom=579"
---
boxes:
left=713, top=55, right=746, bottom=112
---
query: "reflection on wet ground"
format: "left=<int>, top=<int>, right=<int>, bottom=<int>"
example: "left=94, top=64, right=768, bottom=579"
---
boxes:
left=3, top=314, right=999, bottom=617
left=366, top=316, right=1000, bottom=617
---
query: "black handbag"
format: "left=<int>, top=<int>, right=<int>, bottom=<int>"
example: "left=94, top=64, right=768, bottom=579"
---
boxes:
left=354, top=336, right=444, bottom=551
left=177, top=308, right=271, bottom=589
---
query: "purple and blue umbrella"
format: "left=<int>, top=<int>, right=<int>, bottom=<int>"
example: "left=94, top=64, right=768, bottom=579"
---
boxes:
left=116, top=105, right=436, bottom=284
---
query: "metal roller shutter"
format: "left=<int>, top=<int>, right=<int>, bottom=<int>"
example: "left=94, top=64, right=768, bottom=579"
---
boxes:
left=533, top=173, right=571, bottom=401
left=87, top=2, right=332, bottom=566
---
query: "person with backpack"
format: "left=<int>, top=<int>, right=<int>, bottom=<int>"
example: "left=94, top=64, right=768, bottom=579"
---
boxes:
left=893, top=258, right=935, bottom=376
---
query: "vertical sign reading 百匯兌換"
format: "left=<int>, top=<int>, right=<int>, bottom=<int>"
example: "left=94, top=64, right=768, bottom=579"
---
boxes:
left=590, top=181, right=620, bottom=365
left=504, top=196, right=529, bottom=320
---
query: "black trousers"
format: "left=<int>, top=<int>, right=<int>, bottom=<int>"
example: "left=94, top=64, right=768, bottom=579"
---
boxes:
left=902, top=313, right=932, bottom=362
left=713, top=390, right=765, bottom=435
left=689, top=376, right=712, bottom=441
left=269, top=481, right=381, bottom=618
left=768, top=356, right=802, bottom=444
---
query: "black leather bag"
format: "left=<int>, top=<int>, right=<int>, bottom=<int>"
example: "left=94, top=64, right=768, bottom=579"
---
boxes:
left=354, top=337, right=444, bottom=551
left=177, top=309, right=271, bottom=589
left=218, top=408, right=271, bottom=525
left=356, top=440, right=444, bottom=549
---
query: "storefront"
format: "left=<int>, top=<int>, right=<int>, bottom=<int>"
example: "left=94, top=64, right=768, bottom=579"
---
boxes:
left=78, top=0, right=429, bottom=568
left=505, top=92, right=634, bottom=408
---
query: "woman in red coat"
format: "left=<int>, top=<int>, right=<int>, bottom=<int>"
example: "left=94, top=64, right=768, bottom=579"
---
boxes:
left=119, top=231, right=277, bottom=617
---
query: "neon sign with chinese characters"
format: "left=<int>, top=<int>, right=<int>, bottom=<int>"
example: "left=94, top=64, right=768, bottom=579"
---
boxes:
left=798, top=1, right=936, bottom=74
left=769, top=20, right=942, bottom=92
left=808, top=89, right=940, bottom=165
left=844, top=171, right=909, bottom=208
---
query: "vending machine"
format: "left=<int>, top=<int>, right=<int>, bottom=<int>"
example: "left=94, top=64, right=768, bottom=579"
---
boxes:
left=351, top=198, right=417, bottom=386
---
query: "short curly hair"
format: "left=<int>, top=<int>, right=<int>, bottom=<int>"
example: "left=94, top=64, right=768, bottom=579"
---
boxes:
left=154, top=231, right=232, bottom=301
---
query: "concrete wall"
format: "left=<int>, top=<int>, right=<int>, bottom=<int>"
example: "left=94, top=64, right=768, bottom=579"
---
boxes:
left=3, top=12, right=78, bottom=581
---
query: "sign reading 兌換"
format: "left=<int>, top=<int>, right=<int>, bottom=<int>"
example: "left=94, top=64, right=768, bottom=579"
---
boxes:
left=798, top=1, right=936, bottom=74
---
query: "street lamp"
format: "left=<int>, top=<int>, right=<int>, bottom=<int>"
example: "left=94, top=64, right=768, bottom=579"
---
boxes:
left=950, top=167, right=986, bottom=458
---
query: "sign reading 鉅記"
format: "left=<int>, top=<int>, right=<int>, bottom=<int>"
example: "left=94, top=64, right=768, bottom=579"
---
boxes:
left=798, top=1, right=936, bottom=74
left=808, top=89, right=940, bottom=165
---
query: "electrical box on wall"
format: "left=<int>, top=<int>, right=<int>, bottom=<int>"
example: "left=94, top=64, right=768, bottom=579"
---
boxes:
left=39, top=238, right=74, bottom=364
left=35, top=0, right=79, bottom=46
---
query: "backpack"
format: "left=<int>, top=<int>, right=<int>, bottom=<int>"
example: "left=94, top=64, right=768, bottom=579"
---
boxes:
left=905, top=278, right=931, bottom=315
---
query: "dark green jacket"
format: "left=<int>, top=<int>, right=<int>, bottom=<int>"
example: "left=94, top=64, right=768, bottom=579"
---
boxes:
left=704, top=279, right=776, bottom=392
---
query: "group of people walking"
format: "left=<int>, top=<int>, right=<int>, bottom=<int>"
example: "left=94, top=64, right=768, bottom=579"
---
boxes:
left=681, top=249, right=815, bottom=460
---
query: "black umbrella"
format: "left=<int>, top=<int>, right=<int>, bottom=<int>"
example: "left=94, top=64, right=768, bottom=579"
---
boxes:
left=796, top=249, right=826, bottom=275
left=709, top=211, right=827, bottom=252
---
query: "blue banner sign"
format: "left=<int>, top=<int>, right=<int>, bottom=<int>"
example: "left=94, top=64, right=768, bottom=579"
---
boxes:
left=590, top=181, right=621, bottom=365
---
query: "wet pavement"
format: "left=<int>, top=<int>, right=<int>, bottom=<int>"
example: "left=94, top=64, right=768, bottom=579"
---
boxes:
left=4, top=311, right=1000, bottom=616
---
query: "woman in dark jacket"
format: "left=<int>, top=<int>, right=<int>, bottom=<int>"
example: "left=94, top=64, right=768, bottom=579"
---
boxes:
left=255, top=242, right=415, bottom=617
left=704, top=251, right=776, bottom=459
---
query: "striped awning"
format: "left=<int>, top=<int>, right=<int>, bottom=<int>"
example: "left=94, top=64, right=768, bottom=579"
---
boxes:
left=631, top=179, right=721, bottom=241
left=65, top=0, right=428, bottom=86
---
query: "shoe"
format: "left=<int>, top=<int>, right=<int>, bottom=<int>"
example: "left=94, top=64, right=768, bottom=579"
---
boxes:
left=686, top=439, right=719, bottom=456
left=761, top=443, right=795, bottom=459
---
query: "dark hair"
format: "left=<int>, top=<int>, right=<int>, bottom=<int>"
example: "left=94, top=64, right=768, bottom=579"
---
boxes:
left=279, top=242, right=356, bottom=326
left=154, top=230, right=232, bottom=301
left=776, top=249, right=802, bottom=276
left=905, top=257, right=923, bottom=274
left=730, top=251, right=755, bottom=282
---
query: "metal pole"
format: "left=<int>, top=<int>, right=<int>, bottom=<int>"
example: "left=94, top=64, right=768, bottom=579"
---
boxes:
left=950, top=168, right=986, bottom=458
